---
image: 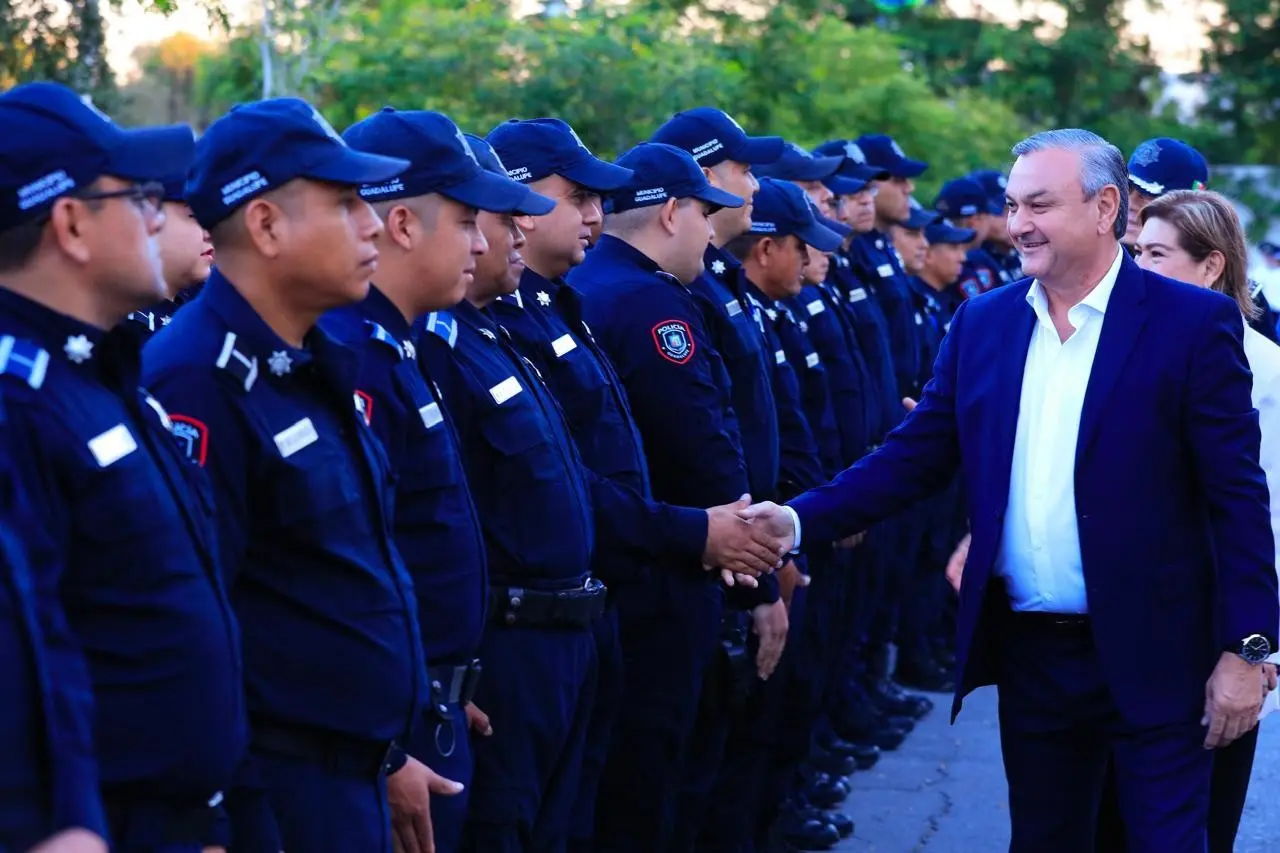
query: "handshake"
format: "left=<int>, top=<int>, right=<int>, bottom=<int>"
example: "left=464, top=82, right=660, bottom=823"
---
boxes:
left=701, top=497, right=801, bottom=586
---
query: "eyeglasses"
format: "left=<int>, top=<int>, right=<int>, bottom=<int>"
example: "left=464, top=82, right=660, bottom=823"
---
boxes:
left=76, top=181, right=166, bottom=216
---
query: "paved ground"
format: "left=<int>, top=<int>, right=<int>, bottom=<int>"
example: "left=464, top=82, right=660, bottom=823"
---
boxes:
left=835, top=685, right=1280, bottom=851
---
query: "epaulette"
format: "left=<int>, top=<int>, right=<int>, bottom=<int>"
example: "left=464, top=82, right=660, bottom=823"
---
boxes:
left=1250, top=279, right=1265, bottom=300
left=423, top=312, right=458, bottom=349
left=214, top=332, right=259, bottom=392
left=0, top=336, right=50, bottom=389
left=128, top=310, right=156, bottom=332
left=366, top=321, right=406, bottom=359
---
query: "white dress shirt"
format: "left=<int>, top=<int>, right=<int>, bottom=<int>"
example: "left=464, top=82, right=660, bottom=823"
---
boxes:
left=995, top=246, right=1125, bottom=613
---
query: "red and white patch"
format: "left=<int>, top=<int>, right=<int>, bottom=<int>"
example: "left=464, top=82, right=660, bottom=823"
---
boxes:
left=168, top=414, right=209, bottom=467
left=354, top=390, right=374, bottom=426
left=652, top=319, right=695, bottom=365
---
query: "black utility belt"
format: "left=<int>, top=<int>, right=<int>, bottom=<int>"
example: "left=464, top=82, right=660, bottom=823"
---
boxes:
left=428, top=659, right=483, bottom=714
left=250, top=717, right=392, bottom=780
left=490, top=577, right=607, bottom=628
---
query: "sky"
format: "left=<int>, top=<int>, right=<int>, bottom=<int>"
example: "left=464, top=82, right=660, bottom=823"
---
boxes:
left=104, top=0, right=1216, bottom=79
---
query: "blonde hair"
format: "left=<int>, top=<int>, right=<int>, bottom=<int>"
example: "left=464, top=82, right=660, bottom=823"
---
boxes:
left=1140, top=190, right=1258, bottom=319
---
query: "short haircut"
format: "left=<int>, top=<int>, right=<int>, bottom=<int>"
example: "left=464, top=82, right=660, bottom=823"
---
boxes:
left=724, top=233, right=765, bottom=263
left=1011, top=128, right=1128, bottom=241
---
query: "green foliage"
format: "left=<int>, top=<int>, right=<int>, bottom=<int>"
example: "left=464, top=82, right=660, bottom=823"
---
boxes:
left=1201, top=0, right=1280, bottom=164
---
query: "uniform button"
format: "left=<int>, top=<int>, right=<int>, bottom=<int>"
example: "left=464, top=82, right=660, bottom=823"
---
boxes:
left=504, top=612, right=517, bottom=626
left=437, top=704, right=449, bottom=716
left=511, top=596, right=522, bottom=608
left=431, top=680, right=442, bottom=692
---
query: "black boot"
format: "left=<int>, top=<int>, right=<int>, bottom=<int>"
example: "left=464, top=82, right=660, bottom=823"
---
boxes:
left=896, top=657, right=956, bottom=692
left=773, top=806, right=840, bottom=851
left=808, top=747, right=857, bottom=777
left=815, top=733, right=881, bottom=770
left=805, top=772, right=851, bottom=809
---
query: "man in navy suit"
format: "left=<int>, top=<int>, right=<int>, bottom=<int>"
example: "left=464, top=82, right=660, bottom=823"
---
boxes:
left=741, top=128, right=1280, bottom=852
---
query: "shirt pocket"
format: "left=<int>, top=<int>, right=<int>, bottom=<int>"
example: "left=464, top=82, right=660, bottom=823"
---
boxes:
left=267, top=439, right=365, bottom=532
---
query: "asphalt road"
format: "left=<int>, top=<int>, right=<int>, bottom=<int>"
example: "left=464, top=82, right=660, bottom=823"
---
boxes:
left=835, top=685, right=1280, bottom=852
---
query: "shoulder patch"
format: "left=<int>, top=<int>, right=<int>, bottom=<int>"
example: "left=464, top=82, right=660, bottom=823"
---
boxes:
left=215, top=332, right=259, bottom=392
left=354, top=389, right=374, bottom=426
left=366, top=321, right=405, bottom=359
left=423, top=312, right=458, bottom=349
left=652, top=319, right=695, bottom=365
left=169, top=414, right=209, bottom=466
left=959, top=278, right=982, bottom=299
left=0, top=336, right=50, bottom=389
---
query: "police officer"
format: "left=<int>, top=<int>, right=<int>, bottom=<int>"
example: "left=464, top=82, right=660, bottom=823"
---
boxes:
left=933, top=176, right=1006, bottom=301
left=142, top=98, right=426, bottom=853
left=0, top=82, right=245, bottom=852
left=1123, top=137, right=1208, bottom=249
left=889, top=197, right=936, bottom=278
left=968, top=168, right=1022, bottom=282
left=325, top=109, right=558, bottom=853
left=126, top=144, right=212, bottom=338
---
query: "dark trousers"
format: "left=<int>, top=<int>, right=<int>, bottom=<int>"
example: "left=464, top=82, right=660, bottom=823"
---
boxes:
left=997, top=611, right=1212, bottom=853
left=568, top=609, right=624, bottom=853
left=103, top=788, right=220, bottom=853
left=407, top=700, right=474, bottom=853
left=461, top=624, right=597, bottom=853
left=1096, top=725, right=1259, bottom=853
left=593, top=572, right=723, bottom=853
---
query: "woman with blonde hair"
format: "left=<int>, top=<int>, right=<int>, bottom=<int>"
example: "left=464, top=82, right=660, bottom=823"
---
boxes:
left=1092, top=189, right=1280, bottom=851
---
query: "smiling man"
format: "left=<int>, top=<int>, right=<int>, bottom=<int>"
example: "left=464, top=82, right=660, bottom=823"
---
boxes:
left=741, top=127, right=1279, bottom=853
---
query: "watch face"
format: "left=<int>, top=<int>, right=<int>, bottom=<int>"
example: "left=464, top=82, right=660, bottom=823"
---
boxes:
left=1243, top=634, right=1271, bottom=663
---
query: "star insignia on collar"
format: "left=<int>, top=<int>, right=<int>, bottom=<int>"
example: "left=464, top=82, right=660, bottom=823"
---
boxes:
left=711, top=259, right=727, bottom=276
left=402, top=339, right=416, bottom=360
left=765, top=307, right=778, bottom=321
left=875, top=239, right=884, bottom=250
left=268, top=350, right=293, bottom=376
left=160, top=314, right=173, bottom=326
left=64, top=334, right=93, bottom=364
left=799, top=320, right=809, bottom=333
left=479, top=328, right=496, bottom=341
left=536, top=291, right=552, bottom=307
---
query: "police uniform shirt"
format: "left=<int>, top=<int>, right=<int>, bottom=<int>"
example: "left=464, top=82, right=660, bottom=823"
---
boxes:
left=0, top=402, right=105, bottom=849
left=0, top=288, right=245, bottom=798
left=141, top=271, right=425, bottom=744
left=906, top=277, right=947, bottom=389
left=851, top=230, right=920, bottom=401
left=777, top=294, right=843, bottom=479
left=830, top=248, right=898, bottom=440
left=797, top=281, right=875, bottom=465
left=321, top=286, right=487, bottom=666
left=743, top=283, right=826, bottom=499
left=415, top=301, right=595, bottom=587
left=491, top=265, right=707, bottom=585
left=956, top=247, right=1007, bottom=300
left=124, top=282, right=205, bottom=343
left=686, top=243, right=781, bottom=502
left=982, top=241, right=1023, bottom=283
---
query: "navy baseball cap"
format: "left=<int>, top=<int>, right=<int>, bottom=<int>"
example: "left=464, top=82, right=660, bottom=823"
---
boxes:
left=1260, top=241, right=1279, bottom=260
left=968, top=168, right=1009, bottom=215
left=605, top=143, right=744, bottom=214
left=812, top=139, right=891, bottom=182
left=486, top=118, right=632, bottom=192
left=823, top=173, right=871, bottom=197
left=0, top=81, right=195, bottom=232
left=933, top=177, right=989, bottom=218
left=461, top=134, right=556, bottom=216
left=343, top=108, right=552, bottom=216
left=185, top=98, right=409, bottom=230
left=898, top=197, right=937, bottom=230
left=749, top=178, right=843, bottom=253
left=855, top=134, right=928, bottom=179
left=755, top=142, right=844, bottom=183
left=807, top=197, right=853, bottom=241
left=925, top=217, right=976, bottom=245
left=649, top=107, right=785, bottom=168
left=1128, top=137, right=1209, bottom=197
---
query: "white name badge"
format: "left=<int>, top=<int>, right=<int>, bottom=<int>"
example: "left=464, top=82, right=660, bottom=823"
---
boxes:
left=877, top=263, right=894, bottom=278
left=489, top=376, right=522, bottom=405
left=806, top=352, right=821, bottom=368
left=806, top=300, right=826, bottom=316
left=775, top=349, right=787, bottom=364
left=274, top=417, right=319, bottom=458
left=419, top=401, right=443, bottom=430
left=88, top=424, right=137, bottom=468
left=551, top=334, right=577, bottom=358
left=725, top=300, right=743, bottom=317
left=848, top=288, right=868, bottom=303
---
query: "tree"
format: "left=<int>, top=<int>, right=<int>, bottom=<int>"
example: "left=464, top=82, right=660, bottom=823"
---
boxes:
left=1200, top=0, right=1280, bottom=164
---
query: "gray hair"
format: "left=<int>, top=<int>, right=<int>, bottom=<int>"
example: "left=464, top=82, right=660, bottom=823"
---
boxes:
left=1011, top=129, right=1128, bottom=240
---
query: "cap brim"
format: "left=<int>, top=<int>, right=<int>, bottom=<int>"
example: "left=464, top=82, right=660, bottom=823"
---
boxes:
left=837, top=162, right=891, bottom=182
left=885, top=157, right=928, bottom=179
left=799, top=154, right=844, bottom=181
left=107, top=125, right=196, bottom=184
left=444, top=170, right=556, bottom=216
left=899, top=210, right=937, bottom=229
left=692, top=185, right=745, bottom=210
left=986, top=198, right=1005, bottom=215
left=932, top=226, right=976, bottom=244
left=824, top=174, right=869, bottom=196
left=817, top=212, right=853, bottom=240
left=305, top=147, right=411, bottom=187
left=560, top=156, right=634, bottom=193
left=730, top=135, right=786, bottom=166
left=797, top=219, right=844, bottom=253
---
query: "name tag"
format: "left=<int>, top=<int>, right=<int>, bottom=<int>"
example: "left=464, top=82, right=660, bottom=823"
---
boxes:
left=419, top=401, right=442, bottom=430
left=725, top=299, right=743, bottom=317
left=551, top=334, right=577, bottom=358
left=88, top=424, right=137, bottom=467
left=848, top=288, right=868, bottom=303
left=775, top=350, right=786, bottom=364
left=806, top=352, right=821, bottom=368
left=489, top=376, right=522, bottom=405
left=274, top=417, right=319, bottom=458
left=806, top=300, right=826, bottom=316
left=877, top=263, right=894, bottom=278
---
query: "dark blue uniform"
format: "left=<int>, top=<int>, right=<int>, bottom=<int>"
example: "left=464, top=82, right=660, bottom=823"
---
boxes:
left=777, top=299, right=841, bottom=479
left=0, top=394, right=105, bottom=851
left=417, top=300, right=599, bottom=853
left=983, top=240, right=1023, bottom=284
left=571, top=235, right=750, bottom=853
left=956, top=246, right=1007, bottom=300
left=795, top=282, right=875, bottom=465
left=850, top=231, right=918, bottom=404
left=831, top=251, right=896, bottom=441
left=322, top=287, right=487, bottom=853
left=125, top=284, right=204, bottom=343
left=0, top=288, right=244, bottom=852
left=142, top=271, right=426, bottom=853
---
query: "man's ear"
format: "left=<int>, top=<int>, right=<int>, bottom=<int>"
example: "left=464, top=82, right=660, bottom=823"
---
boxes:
left=658, top=198, right=681, bottom=236
left=383, top=204, right=417, bottom=252
left=242, top=198, right=288, bottom=259
left=47, top=197, right=94, bottom=266
left=513, top=213, right=537, bottom=234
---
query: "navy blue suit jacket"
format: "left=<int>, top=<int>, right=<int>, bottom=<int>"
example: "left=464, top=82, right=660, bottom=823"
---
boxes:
left=790, top=252, right=1280, bottom=726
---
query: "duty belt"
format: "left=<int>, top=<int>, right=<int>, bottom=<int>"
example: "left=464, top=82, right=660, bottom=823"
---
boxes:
left=427, top=659, right=483, bottom=717
left=490, top=577, right=607, bottom=629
